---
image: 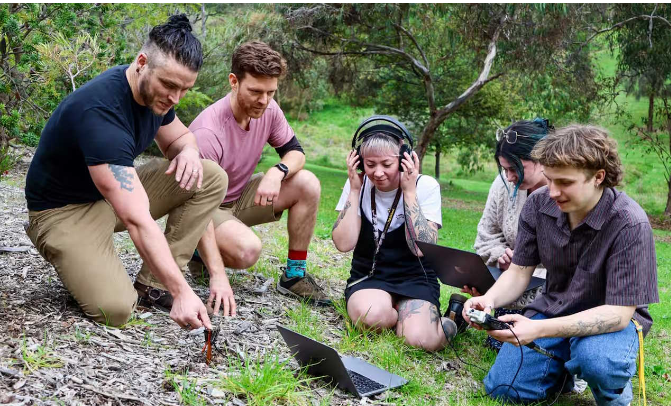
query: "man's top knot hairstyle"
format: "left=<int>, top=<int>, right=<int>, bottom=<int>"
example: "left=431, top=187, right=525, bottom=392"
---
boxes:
left=531, top=124, right=624, bottom=188
left=231, top=41, right=287, bottom=81
left=146, top=14, right=203, bottom=71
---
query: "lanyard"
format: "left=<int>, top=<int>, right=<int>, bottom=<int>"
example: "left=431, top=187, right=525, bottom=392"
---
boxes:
left=347, top=185, right=402, bottom=288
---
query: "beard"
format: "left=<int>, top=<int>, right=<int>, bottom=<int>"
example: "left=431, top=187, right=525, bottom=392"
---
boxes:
left=138, top=76, right=167, bottom=117
left=237, top=93, right=268, bottom=119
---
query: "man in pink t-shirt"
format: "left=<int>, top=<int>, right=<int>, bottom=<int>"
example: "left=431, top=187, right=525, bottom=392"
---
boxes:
left=188, top=41, right=329, bottom=305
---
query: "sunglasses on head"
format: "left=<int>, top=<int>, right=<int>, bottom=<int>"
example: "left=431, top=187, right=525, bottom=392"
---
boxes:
left=495, top=128, right=530, bottom=144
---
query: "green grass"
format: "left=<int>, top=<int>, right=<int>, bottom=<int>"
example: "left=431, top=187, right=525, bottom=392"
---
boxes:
left=285, top=300, right=326, bottom=342
left=20, top=333, right=64, bottom=374
left=164, top=367, right=208, bottom=406
left=215, top=352, right=317, bottom=406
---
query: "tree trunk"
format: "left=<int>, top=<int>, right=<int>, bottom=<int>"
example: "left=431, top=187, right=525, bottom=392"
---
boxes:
left=417, top=113, right=442, bottom=170
left=415, top=14, right=507, bottom=166
left=648, top=92, right=655, bottom=132
left=434, top=142, right=440, bottom=180
left=201, top=4, right=207, bottom=38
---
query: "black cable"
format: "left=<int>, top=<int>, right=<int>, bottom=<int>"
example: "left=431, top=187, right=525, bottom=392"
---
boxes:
left=478, top=325, right=524, bottom=402
left=545, top=372, right=569, bottom=406
left=447, top=337, right=488, bottom=374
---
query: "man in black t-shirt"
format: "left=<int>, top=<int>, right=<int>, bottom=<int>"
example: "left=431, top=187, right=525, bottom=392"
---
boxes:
left=24, top=15, right=234, bottom=330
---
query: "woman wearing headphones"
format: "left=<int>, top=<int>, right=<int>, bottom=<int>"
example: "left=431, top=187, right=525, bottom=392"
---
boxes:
left=332, top=116, right=457, bottom=351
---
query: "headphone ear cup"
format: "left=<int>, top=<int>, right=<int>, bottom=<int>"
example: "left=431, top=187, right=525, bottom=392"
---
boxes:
left=398, top=144, right=412, bottom=172
left=356, top=146, right=364, bottom=172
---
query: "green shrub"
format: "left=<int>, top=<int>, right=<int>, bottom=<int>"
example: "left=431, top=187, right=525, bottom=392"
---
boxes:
left=0, top=145, right=20, bottom=179
left=20, top=132, right=40, bottom=147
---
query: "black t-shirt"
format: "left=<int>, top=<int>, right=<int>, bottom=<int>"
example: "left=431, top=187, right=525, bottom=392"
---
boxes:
left=25, top=65, right=175, bottom=211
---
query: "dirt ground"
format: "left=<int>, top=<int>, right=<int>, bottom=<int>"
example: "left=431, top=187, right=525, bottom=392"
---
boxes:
left=0, top=155, right=356, bottom=406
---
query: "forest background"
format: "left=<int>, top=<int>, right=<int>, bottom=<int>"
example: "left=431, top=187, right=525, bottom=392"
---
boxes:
left=2, top=3, right=671, bottom=218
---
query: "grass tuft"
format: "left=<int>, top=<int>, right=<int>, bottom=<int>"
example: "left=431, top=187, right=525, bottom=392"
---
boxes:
left=20, top=333, right=64, bottom=373
left=215, top=352, right=316, bottom=406
left=164, top=367, right=207, bottom=406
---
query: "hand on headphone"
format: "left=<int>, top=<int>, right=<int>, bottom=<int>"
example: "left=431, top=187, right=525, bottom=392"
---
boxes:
left=346, top=150, right=364, bottom=191
left=400, top=151, right=419, bottom=193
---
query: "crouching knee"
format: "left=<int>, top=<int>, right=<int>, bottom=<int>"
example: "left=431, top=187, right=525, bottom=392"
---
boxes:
left=227, top=237, right=262, bottom=269
left=86, top=295, right=136, bottom=327
left=294, top=170, right=321, bottom=204
left=348, top=305, right=395, bottom=330
left=572, top=352, right=631, bottom=391
left=400, top=329, right=443, bottom=352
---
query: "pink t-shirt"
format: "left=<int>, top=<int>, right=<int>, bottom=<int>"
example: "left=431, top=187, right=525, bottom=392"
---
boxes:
left=189, top=93, right=295, bottom=203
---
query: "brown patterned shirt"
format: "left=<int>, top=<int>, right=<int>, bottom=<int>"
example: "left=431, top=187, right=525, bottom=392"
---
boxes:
left=513, top=187, right=659, bottom=335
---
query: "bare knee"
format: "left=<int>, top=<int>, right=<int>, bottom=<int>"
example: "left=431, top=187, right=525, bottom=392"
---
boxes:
left=292, top=170, right=321, bottom=204
left=223, top=235, right=262, bottom=269
left=349, top=304, right=396, bottom=330
left=400, top=329, right=444, bottom=352
left=238, top=237, right=262, bottom=268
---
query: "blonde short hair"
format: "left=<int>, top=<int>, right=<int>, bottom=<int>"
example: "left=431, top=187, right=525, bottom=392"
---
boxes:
left=359, top=133, right=401, bottom=158
left=531, top=124, right=623, bottom=188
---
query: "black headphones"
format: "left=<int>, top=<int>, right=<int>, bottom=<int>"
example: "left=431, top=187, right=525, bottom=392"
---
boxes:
left=351, top=115, right=415, bottom=172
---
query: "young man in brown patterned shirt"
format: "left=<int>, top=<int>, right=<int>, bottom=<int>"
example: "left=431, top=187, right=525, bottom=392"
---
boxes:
left=463, top=124, right=659, bottom=405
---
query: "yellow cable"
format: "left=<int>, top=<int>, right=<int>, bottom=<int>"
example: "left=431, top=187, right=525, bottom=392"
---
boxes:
left=632, top=319, right=646, bottom=406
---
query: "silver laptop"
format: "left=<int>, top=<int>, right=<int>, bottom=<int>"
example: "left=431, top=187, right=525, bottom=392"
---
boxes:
left=277, top=325, right=407, bottom=398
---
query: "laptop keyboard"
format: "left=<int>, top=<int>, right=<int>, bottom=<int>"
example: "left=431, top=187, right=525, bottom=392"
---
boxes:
left=347, top=369, right=385, bottom=393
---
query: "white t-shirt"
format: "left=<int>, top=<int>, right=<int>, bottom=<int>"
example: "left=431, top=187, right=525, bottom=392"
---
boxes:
left=335, top=175, right=442, bottom=235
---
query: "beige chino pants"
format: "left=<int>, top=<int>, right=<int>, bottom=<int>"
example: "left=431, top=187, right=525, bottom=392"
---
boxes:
left=26, top=158, right=228, bottom=326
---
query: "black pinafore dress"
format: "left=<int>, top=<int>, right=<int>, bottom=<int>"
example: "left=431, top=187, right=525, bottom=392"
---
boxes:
left=343, top=179, right=441, bottom=308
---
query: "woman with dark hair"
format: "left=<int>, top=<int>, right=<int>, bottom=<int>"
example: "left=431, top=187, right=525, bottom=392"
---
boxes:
left=470, top=118, right=552, bottom=350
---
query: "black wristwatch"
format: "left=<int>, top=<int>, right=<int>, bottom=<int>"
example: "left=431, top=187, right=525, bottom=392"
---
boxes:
left=274, top=162, right=289, bottom=181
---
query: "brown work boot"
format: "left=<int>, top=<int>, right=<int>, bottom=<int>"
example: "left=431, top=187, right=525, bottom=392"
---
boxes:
left=134, top=281, right=174, bottom=311
left=276, top=268, right=332, bottom=306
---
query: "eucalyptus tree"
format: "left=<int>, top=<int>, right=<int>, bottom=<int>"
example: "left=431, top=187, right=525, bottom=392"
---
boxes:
left=284, top=3, right=601, bottom=167
left=611, top=4, right=671, bottom=132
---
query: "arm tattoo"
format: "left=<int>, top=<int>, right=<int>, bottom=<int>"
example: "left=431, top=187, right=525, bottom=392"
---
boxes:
left=429, top=304, right=441, bottom=324
left=332, top=200, right=351, bottom=231
left=404, top=199, right=438, bottom=252
left=108, top=164, right=134, bottom=192
left=397, top=299, right=424, bottom=322
left=558, top=313, right=623, bottom=337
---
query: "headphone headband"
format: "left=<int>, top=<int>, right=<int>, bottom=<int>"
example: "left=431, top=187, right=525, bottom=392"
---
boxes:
left=351, top=115, right=414, bottom=149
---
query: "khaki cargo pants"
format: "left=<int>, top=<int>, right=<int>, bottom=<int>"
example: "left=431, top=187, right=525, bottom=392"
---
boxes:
left=26, top=159, right=228, bottom=326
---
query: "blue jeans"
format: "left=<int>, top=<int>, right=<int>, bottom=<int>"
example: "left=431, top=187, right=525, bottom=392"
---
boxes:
left=484, top=313, right=639, bottom=405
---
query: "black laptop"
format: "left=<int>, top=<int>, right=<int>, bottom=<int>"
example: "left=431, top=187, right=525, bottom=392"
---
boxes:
left=416, top=241, right=545, bottom=294
left=277, top=325, right=407, bottom=398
